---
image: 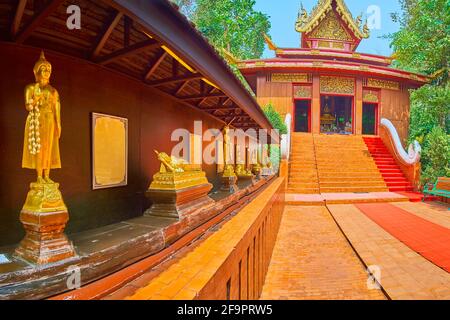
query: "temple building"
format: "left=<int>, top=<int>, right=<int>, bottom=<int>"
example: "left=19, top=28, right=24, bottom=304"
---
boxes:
left=237, top=0, right=427, bottom=195
left=238, top=0, right=428, bottom=143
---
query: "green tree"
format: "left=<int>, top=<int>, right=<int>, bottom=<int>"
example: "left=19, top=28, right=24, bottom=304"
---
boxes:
left=192, top=0, right=271, bottom=60
left=388, top=0, right=450, bottom=184
left=170, top=0, right=196, bottom=18
left=263, top=104, right=288, bottom=135
left=390, top=0, right=449, bottom=78
left=263, top=104, right=287, bottom=174
left=421, top=126, right=450, bottom=184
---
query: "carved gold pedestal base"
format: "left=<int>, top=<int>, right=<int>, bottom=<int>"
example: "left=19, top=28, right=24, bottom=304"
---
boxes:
left=145, top=183, right=214, bottom=219
left=14, top=182, right=76, bottom=265
left=221, top=175, right=239, bottom=193
left=252, top=164, right=262, bottom=180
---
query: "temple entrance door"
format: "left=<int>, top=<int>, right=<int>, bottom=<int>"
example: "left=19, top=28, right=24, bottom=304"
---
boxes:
left=294, top=100, right=311, bottom=133
left=320, top=95, right=353, bottom=134
left=362, top=103, right=378, bottom=135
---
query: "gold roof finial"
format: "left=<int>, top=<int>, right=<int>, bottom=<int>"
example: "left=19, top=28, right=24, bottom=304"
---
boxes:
left=356, top=13, right=363, bottom=28
left=363, top=20, right=370, bottom=37
left=222, top=48, right=238, bottom=65
left=295, top=2, right=309, bottom=32
left=263, top=33, right=277, bottom=51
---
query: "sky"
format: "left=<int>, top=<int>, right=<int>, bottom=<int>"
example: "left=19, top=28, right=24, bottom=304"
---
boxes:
left=254, top=0, right=403, bottom=58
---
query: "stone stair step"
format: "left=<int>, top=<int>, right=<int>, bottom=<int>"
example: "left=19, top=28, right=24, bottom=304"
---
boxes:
left=320, top=186, right=388, bottom=193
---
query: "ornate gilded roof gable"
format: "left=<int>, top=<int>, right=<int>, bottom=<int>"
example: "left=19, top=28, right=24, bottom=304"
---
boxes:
left=295, top=0, right=370, bottom=39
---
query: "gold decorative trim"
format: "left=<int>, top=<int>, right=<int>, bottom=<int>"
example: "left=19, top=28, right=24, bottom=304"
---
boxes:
left=271, top=73, right=309, bottom=83
left=332, top=42, right=345, bottom=49
left=311, top=49, right=321, bottom=55
left=294, top=86, right=312, bottom=98
left=312, top=61, right=324, bottom=67
left=367, top=78, right=400, bottom=90
left=359, top=65, right=369, bottom=71
left=309, top=11, right=353, bottom=42
left=318, top=40, right=330, bottom=48
left=255, top=61, right=266, bottom=67
left=320, top=76, right=355, bottom=94
left=363, top=92, right=379, bottom=103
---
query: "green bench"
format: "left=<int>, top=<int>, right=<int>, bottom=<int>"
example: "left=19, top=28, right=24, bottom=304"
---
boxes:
left=423, top=177, right=450, bottom=202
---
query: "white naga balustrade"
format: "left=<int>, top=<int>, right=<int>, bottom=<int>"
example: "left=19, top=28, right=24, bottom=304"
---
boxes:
left=379, top=118, right=422, bottom=190
left=380, top=118, right=421, bottom=165
left=280, top=113, right=292, bottom=160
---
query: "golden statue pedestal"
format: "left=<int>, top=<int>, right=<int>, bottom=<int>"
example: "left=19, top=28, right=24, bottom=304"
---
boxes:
left=145, top=152, right=214, bottom=219
left=14, top=182, right=76, bottom=265
left=252, top=163, right=262, bottom=179
left=145, top=182, right=214, bottom=219
left=261, top=162, right=274, bottom=177
left=235, top=164, right=255, bottom=184
left=221, top=165, right=239, bottom=193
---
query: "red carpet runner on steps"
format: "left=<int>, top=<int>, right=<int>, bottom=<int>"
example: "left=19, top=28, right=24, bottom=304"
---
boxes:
left=363, top=137, right=414, bottom=192
left=355, top=203, right=450, bottom=272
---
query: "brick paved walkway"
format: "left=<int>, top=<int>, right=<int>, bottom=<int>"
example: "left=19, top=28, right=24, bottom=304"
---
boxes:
left=260, top=206, right=386, bottom=300
left=328, top=203, right=450, bottom=300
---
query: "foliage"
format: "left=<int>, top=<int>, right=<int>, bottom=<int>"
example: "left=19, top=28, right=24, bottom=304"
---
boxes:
left=420, top=126, right=450, bottom=184
left=171, top=0, right=267, bottom=96
left=170, top=0, right=196, bottom=18
left=389, top=0, right=450, bottom=80
left=269, top=144, right=281, bottom=173
left=408, top=84, right=450, bottom=143
left=263, top=104, right=288, bottom=135
left=191, top=0, right=271, bottom=60
left=228, top=63, right=255, bottom=97
left=388, top=0, right=450, bottom=185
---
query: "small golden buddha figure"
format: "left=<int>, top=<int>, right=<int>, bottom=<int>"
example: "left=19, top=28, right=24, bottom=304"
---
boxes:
left=320, top=96, right=336, bottom=125
left=146, top=151, right=213, bottom=218
left=235, top=164, right=253, bottom=177
left=222, top=125, right=236, bottom=178
left=22, top=51, right=61, bottom=184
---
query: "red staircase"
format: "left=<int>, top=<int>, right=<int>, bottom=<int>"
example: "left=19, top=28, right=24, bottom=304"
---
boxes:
left=363, top=137, right=414, bottom=192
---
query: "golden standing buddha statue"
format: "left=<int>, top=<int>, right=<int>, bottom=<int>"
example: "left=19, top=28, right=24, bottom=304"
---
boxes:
left=22, top=51, right=61, bottom=183
left=220, top=125, right=238, bottom=192
left=15, top=51, right=75, bottom=265
left=222, top=125, right=236, bottom=178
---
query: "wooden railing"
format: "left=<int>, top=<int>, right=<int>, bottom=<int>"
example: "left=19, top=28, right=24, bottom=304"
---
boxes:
left=379, top=118, right=422, bottom=190
left=127, top=177, right=286, bottom=300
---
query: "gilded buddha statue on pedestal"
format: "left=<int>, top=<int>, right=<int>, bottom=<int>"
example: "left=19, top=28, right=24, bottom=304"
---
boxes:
left=15, top=51, right=76, bottom=265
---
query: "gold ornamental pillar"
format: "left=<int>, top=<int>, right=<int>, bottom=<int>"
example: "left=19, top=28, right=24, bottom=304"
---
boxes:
left=312, top=75, right=321, bottom=134
left=355, top=78, right=363, bottom=135
left=15, top=52, right=76, bottom=265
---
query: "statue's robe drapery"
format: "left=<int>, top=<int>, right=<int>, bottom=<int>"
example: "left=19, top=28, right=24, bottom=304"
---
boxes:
left=22, top=83, right=61, bottom=169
